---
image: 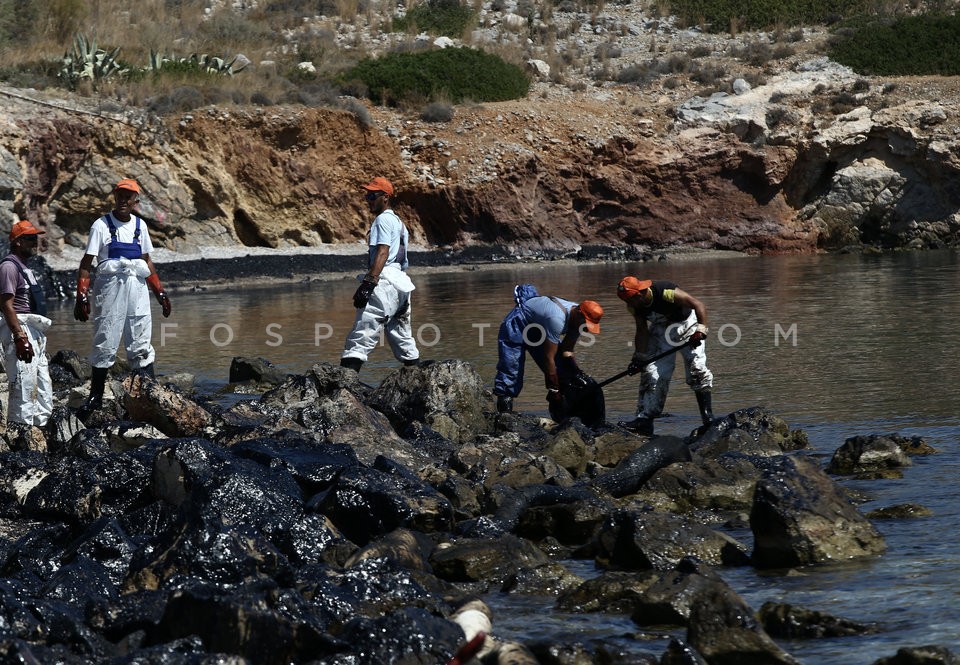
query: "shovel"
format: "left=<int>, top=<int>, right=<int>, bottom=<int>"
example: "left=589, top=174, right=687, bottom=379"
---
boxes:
left=595, top=338, right=697, bottom=388
left=555, top=339, right=697, bottom=426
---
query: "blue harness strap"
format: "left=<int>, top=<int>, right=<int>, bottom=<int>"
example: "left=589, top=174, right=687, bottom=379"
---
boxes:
left=105, top=214, right=143, bottom=260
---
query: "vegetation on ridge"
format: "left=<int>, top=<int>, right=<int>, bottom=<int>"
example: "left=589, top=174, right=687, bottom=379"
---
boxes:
left=0, top=0, right=958, bottom=119
left=829, top=12, right=960, bottom=75
left=344, top=48, right=529, bottom=105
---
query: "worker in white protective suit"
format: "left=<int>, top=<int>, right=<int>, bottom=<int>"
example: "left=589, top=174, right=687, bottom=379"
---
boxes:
left=0, top=220, right=53, bottom=426
left=73, top=179, right=172, bottom=412
left=340, top=176, right=420, bottom=373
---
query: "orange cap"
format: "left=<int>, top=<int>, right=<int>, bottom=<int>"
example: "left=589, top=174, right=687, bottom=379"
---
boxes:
left=617, top=277, right=652, bottom=302
left=361, top=177, right=394, bottom=197
left=9, top=220, right=45, bottom=242
left=115, top=178, right=140, bottom=193
left=578, top=300, right=603, bottom=334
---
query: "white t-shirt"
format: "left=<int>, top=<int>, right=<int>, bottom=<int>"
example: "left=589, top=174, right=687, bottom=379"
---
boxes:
left=85, top=213, right=155, bottom=264
left=368, top=209, right=408, bottom=271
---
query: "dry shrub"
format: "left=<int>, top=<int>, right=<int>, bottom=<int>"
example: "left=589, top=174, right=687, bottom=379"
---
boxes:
left=420, top=101, right=454, bottom=122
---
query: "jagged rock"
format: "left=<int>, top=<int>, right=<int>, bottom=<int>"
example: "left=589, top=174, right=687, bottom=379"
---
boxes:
left=123, top=374, right=214, bottom=438
left=45, top=406, right=85, bottom=456
left=500, top=561, right=584, bottom=596
left=307, top=458, right=454, bottom=546
left=630, top=557, right=727, bottom=627
left=228, top=356, right=288, bottom=386
left=871, top=645, right=960, bottom=665
left=123, top=513, right=290, bottom=591
left=827, top=434, right=915, bottom=475
left=430, top=534, right=551, bottom=584
left=758, top=601, right=880, bottom=638
left=335, top=607, right=463, bottom=665
left=866, top=503, right=933, bottom=519
left=687, top=580, right=801, bottom=665
left=637, top=455, right=761, bottom=513
left=556, top=570, right=660, bottom=614
left=367, top=360, right=492, bottom=444
left=750, top=455, right=887, bottom=568
left=1, top=422, right=46, bottom=452
left=590, top=510, right=750, bottom=571
left=151, top=438, right=304, bottom=535
left=515, top=496, right=612, bottom=547
left=345, top=528, right=436, bottom=572
left=147, top=581, right=343, bottom=664
left=689, top=407, right=809, bottom=458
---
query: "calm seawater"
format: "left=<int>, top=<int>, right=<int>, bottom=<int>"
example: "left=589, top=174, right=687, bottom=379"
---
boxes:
left=46, top=249, right=960, bottom=663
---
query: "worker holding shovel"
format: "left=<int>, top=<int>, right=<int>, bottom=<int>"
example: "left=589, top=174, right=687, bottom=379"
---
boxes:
left=616, top=277, right=714, bottom=435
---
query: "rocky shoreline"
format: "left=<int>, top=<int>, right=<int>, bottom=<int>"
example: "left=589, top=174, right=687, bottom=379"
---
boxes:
left=41, top=242, right=749, bottom=295
left=0, top=351, right=949, bottom=664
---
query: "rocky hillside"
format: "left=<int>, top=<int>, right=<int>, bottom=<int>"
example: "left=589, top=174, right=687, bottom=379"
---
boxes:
left=2, top=3, right=960, bottom=266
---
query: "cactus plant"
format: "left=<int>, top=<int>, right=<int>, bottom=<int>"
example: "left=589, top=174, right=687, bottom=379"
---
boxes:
left=59, top=33, right=126, bottom=88
left=148, top=50, right=248, bottom=76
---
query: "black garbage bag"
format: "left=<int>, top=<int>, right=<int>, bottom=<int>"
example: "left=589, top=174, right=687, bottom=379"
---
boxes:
left=551, top=362, right=605, bottom=427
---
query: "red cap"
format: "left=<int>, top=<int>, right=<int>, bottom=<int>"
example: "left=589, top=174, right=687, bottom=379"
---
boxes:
left=9, top=220, right=45, bottom=242
left=361, top=177, right=394, bottom=197
left=618, top=277, right=652, bottom=302
left=115, top=178, right=140, bottom=193
left=578, top=300, right=603, bottom=334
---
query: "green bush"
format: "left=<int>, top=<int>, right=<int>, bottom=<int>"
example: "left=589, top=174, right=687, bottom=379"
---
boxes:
left=668, top=0, right=873, bottom=32
left=343, top=47, right=529, bottom=105
left=392, top=0, right=475, bottom=38
left=829, top=13, right=960, bottom=75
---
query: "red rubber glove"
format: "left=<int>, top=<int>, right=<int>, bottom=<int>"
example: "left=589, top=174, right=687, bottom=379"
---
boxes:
left=14, top=334, right=33, bottom=363
left=147, top=273, right=172, bottom=318
left=74, top=277, right=90, bottom=322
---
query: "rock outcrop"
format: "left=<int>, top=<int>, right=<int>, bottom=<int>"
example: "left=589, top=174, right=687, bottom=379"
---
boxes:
left=3, top=52, right=960, bottom=265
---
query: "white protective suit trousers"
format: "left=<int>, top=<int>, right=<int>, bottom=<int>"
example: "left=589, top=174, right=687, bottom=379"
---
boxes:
left=92, top=259, right=156, bottom=369
left=0, top=313, right=53, bottom=426
left=342, top=266, right=419, bottom=363
left=636, top=309, right=713, bottom=419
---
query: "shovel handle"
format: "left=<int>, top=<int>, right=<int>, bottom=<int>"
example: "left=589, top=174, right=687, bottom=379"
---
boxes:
left=597, top=339, right=696, bottom=388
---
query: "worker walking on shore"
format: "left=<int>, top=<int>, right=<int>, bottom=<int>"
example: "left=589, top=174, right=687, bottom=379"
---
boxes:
left=617, top=276, right=713, bottom=435
left=74, top=178, right=172, bottom=412
left=493, top=285, right=603, bottom=420
left=0, top=221, right=53, bottom=425
left=340, top=176, right=420, bottom=373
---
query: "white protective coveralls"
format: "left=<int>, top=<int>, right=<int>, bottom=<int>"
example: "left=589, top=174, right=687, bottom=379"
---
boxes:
left=341, top=263, right=418, bottom=362
left=0, top=312, right=53, bottom=425
left=636, top=308, right=713, bottom=419
left=91, top=257, right=156, bottom=369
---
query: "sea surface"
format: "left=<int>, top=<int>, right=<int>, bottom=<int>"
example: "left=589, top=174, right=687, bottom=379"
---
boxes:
left=46, top=248, right=960, bottom=664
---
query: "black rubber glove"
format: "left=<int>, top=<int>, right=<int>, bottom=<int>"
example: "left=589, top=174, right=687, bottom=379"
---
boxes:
left=14, top=334, right=33, bottom=363
left=353, top=279, right=376, bottom=309
left=157, top=291, right=172, bottom=318
left=627, top=351, right=647, bottom=375
left=74, top=294, right=90, bottom=322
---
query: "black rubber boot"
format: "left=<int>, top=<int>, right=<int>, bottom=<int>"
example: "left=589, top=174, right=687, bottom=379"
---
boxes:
left=402, top=358, right=420, bottom=367
left=83, top=366, right=109, bottom=412
left=139, top=363, right=155, bottom=378
left=340, top=357, right=363, bottom=372
left=496, top=395, right=513, bottom=413
left=695, top=389, right=714, bottom=426
left=620, top=416, right=653, bottom=436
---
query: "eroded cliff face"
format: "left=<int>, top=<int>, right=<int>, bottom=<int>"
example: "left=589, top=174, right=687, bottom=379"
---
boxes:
left=2, top=66, right=959, bottom=261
